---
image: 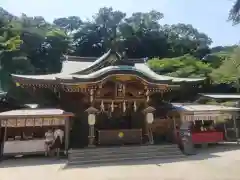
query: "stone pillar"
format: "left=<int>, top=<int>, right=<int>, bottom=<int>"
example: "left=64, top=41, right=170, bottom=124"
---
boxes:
left=85, top=107, right=99, bottom=147
left=142, top=106, right=156, bottom=145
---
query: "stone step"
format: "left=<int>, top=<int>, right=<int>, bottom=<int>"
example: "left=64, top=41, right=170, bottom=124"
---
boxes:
left=69, top=151, right=183, bottom=161
left=68, top=145, right=185, bottom=165
left=69, top=147, right=179, bottom=157
left=69, top=144, right=179, bottom=155
left=70, top=144, right=178, bottom=151
left=68, top=154, right=185, bottom=166
left=68, top=147, right=182, bottom=158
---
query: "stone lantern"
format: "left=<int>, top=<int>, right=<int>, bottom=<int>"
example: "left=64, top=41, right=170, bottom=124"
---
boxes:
left=85, top=107, right=99, bottom=147
left=142, top=106, right=156, bottom=144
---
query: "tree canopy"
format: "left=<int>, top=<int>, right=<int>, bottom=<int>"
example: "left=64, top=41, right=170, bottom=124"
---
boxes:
left=0, top=7, right=238, bottom=92
left=229, top=0, right=240, bottom=25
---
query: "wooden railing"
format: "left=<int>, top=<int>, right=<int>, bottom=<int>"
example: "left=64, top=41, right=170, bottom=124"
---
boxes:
left=98, top=129, right=142, bottom=145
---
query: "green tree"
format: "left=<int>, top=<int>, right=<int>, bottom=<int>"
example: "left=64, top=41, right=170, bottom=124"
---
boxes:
left=229, top=0, right=240, bottom=25
left=53, top=16, right=82, bottom=33
left=162, top=24, right=212, bottom=58
left=211, top=47, right=240, bottom=86
left=148, top=54, right=212, bottom=78
left=202, top=46, right=236, bottom=68
left=0, top=10, right=70, bottom=90
left=0, top=6, right=218, bottom=92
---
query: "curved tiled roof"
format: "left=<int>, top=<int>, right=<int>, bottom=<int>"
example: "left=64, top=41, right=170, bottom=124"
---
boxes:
left=12, top=50, right=205, bottom=83
left=12, top=64, right=204, bottom=83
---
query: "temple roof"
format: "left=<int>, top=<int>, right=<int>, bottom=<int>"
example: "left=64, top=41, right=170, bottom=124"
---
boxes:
left=171, top=103, right=239, bottom=121
left=199, top=94, right=240, bottom=100
left=172, top=103, right=240, bottom=112
left=12, top=50, right=205, bottom=84
left=0, top=108, right=74, bottom=119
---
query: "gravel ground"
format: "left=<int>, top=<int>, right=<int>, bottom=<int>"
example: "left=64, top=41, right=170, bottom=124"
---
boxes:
left=0, top=145, right=240, bottom=180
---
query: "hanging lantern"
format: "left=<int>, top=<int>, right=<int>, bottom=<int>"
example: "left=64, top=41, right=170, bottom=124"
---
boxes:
left=123, top=101, right=126, bottom=113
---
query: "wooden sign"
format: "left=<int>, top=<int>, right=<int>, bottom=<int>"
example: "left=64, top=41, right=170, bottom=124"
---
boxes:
left=52, top=117, right=65, bottom=125
left=1, top=119, right=25, bottom=127
left=1, top=120, right=6, bottom=127
left=17, top=119, right=25, bottom=127
left=7, top=119, right=16, bottom=127
left=43, top=117, right=52, bottom=126
left=0, top=117, right=65, bottom=127
left=34, top=118, right=43, bottom=127
left=26, top=118, right=34, bottom=126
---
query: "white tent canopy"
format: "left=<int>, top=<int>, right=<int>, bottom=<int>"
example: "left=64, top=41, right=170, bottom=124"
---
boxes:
left=172, top=104, right=240, bottom=121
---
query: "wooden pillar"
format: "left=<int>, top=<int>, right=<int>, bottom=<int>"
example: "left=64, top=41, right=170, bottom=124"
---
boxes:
left=0, top=120, right=3, bottom=159
left=172, top=116, right=177, bottom=143
left=144, top=116, right=149, bottom=144
left=224, top=123, right=228, bottom=140
left=173, top=116, right=176, bottom=132
left=233, top=114, right=239, bottom=144
left=0, top=120, right=7, bottom=159
left=64, top=117, right=70, bottom=155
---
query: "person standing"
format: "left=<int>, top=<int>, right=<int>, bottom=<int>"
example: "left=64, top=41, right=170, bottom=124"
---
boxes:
left=44, top=129, right=54, bottom=156
left=53, top=128, right=64, bottom=157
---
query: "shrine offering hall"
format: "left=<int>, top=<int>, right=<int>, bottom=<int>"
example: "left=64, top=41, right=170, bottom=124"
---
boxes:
left=7, top=49, right=206, bottom=149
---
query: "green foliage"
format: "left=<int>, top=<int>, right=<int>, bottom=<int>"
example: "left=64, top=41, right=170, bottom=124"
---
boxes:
left=211, top=47, right=240, bottom=85
left=229, top=0, right=240, bottom=25
left=0, top=6, right=238, bottom=93
left=148, top=55, right=212, bottom=78
left=0, top=11, right=70, bottom=90
left=203, top=47, right=235, bottom=69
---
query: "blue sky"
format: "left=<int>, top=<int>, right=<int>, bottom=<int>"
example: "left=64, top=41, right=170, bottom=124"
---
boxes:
left=0, top=0, right=239, bottom=46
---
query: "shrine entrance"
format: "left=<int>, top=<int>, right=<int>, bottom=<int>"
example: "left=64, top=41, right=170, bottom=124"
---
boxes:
left=68, top=76, right=170, bottom=148
left=95, top=101, right=146, bottom=146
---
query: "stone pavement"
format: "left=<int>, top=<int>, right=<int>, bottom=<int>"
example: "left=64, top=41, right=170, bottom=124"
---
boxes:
left=0, top=145, right=240, bottom=180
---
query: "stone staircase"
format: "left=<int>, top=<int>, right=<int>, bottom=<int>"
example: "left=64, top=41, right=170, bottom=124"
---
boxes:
left=68, top=144, right=186, bottom=165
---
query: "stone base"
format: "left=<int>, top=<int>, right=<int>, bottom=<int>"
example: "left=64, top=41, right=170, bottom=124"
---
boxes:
left=88, top=144, right=96, bottom=148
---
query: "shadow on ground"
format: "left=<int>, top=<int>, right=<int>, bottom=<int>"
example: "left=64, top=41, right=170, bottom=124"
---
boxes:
left=0, top=143, right=239, bottom=169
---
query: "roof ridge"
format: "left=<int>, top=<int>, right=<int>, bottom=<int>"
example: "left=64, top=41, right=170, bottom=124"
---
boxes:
left=64, top=55, right=145, bottom=63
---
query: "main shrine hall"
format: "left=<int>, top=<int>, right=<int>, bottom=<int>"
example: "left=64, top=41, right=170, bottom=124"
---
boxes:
left=8, top=49, right=205, bottom=149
